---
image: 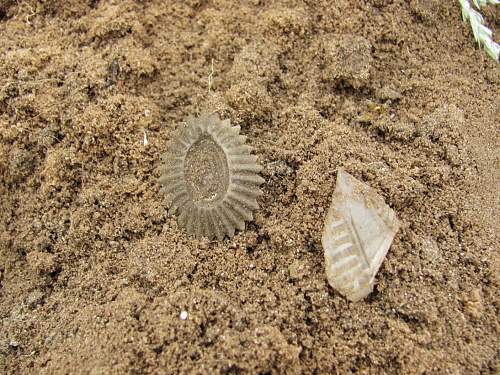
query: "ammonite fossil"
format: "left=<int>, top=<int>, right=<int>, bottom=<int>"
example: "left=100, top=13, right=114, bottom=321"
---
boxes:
left=159, top=112, right=264, bottom=240
left=322, top=169, right=400, bottom=302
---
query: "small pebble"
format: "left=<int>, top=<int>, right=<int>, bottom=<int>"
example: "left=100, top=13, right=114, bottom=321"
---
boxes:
left=375, top=86, right=402, bottom=101
left=173, top=280, right=183, bottom=289
left=180, top=310, right=188, bottom=320
left=288, top=259, right=307, bottom=280
left=9, top=339, right=19, bottom=348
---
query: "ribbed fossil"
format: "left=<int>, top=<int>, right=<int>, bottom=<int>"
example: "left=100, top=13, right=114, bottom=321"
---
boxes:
left=322, top=169, right=400, bottom=302
left=159, top=112, right=264, bottom=240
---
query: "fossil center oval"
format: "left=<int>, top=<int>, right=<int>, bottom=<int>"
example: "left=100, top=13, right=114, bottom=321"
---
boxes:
left=184, top=134, right=230, bottom=207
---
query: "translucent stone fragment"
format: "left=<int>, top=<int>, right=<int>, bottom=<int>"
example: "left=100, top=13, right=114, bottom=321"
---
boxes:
left=322, top=169, right=400, bottom=302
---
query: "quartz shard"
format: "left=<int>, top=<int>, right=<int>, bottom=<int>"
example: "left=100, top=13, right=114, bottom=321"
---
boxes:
left=322, top=169, right=400, bottom=302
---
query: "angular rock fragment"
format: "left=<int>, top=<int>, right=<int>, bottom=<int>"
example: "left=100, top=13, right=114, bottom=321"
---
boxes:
left=322, top=169, right=400, bottom=302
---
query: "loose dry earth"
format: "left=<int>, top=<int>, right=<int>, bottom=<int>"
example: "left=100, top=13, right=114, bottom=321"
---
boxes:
left=0, top=1, right=499, bottom=374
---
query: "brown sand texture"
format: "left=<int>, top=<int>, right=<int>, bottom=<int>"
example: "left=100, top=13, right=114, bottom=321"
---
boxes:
left=0, top=1, right=499, bottom=374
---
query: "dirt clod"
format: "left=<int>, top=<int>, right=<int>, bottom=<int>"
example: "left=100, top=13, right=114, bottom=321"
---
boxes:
left=322, top=34, right=373, bottom=89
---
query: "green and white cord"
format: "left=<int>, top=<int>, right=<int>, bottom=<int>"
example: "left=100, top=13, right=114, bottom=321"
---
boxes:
left=459, top=0, right=499, bottom=61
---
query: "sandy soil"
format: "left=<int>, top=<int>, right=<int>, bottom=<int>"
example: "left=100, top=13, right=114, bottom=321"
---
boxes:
left=0, top=0, right=499, bottom=374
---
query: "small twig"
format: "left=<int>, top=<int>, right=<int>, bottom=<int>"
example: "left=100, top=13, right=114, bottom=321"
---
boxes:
left=207, top=58, right=214, bottom=94
left=25, top=3, right=36, bottom=25
left=15, top=1, right=37, bottom=25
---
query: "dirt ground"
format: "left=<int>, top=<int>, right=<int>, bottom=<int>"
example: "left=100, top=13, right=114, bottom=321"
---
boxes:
left=0, top=0, right=499, bottom=374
